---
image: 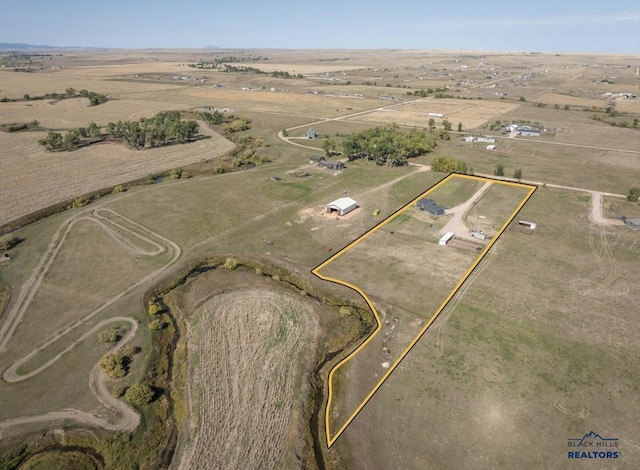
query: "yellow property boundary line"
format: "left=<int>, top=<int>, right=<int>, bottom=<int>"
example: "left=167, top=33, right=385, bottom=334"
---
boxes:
left=312, top=173, right=537, bottom=447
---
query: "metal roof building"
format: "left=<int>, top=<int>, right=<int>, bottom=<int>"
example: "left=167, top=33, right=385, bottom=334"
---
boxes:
left=624, top=218, right=640, bottom=230
left=416, top=198, right=445, bottom=216
left=326, top=197, right=358, bottom=216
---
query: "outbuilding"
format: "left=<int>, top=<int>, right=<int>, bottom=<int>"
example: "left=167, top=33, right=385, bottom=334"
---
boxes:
left=326, top=197, right=358, bottom=216
left=319, top=161, right=344, bottom=170
left=518, top=220, right=537, bottom=230
left=439, top=232, right=455, bottom=246
left=309, top=155, right=326, bottom=164
left=624, top=218, right=640, bottom=230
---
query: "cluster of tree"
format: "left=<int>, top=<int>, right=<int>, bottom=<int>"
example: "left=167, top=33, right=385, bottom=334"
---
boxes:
left=342, top=124, right=436, bottom=166
left=321, top=137, right=339, bottom=157
left=200, top=110, right=251, bottom=136
left=39, top=111, right=200, bottom=151
left=628, top=188, right=640, bottom=202
left=188, top=55, right=268, bottom=68
left=430, top=156, right=468, bottom=174
left=492, top=164, right=523, bottom=180
left=270, top=70, right=304, bottom=79
left=0, top=119, right=40, bottom=133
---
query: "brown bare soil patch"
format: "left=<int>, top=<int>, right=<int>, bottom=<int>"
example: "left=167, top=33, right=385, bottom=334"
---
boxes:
left=178, top=288, right=318, bottom=470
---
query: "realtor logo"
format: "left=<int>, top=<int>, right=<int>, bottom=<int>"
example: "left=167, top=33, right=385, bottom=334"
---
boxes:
left=568, top=431, right=619, bottom=459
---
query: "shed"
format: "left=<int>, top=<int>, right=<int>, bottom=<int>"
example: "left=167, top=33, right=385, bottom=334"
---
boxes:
left=439, top=232, right=455, bottom=246
left=326, top=197, right=358, bottom=216
left=306, top=129, right=317, bottom=139
left=416, top=198, right=445, bottom=217
left=319, top=161, right=344, bottom=170
left=518, top=220, right=537, bottom=230
left=309, top=155, right=325, bottom=164
left=486, top=144, right=496, bottom=150
left=624, top=218, right=640, bottom=230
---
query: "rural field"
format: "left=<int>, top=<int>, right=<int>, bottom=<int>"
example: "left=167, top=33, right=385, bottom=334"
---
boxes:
left=0, top=47, right=639, bottom=469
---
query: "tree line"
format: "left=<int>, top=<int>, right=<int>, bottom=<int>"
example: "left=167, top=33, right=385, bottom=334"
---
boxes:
left=38, top=111, right=200, bottom=151
left=1, top=87, right=107, bottom=105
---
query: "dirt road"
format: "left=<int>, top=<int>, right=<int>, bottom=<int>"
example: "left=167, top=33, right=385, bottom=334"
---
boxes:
left=589, top=192, right=624, bottom=226
left=439, top=182, right=493, bottom=240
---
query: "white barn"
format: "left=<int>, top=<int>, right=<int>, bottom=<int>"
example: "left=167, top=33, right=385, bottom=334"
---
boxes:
left=326, top=197, right=358, bottom=216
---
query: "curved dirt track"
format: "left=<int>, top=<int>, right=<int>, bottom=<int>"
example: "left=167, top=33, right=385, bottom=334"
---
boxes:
left=0, top=316, right=140, bottom=431
left=0, top=198, right=179, bottom=433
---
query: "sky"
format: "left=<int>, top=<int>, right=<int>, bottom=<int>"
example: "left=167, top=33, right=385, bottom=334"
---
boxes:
left=1, top=0, right=639, bottom=53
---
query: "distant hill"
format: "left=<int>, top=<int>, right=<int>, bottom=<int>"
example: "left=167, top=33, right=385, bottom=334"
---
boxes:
left=0, top=43, right=60, bottom=50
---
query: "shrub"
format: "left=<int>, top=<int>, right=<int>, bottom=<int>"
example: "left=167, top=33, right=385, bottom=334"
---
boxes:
left=112, top=185, right=127, bottom=193
left=125, top=383, right=154, bottom=407
left=148, top=302, right=162, bottom=315
left=99, top=353, right=126, bottom=378
left=148, top=319, right=166, bottom=330
left=0, top=234, right=22, bottom=251
left=224, top=257, right=238, bottom=270
left=72, top=195, right=90, bottom=208
left=99, top=328, right=119, bottom=343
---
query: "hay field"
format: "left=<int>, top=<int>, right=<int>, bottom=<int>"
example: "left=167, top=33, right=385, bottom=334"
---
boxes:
left=231, top=62, right=363, bottom=74
left=536, top=92, right=607, bottom=108
left=178, top=289, right=318, bottom=470
left=0, top=97, right=190, bottom=129
left=123, top=86, right=382, bottom=118
left=355, top=98, right=520, bottom=129
left=0, top=67, right=186, bottom=96
left=0, top=123, right=234, bottom=226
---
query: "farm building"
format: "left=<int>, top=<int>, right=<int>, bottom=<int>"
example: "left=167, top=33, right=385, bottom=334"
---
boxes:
left=309, top=155, right=325, bottom=164
left=326, top=197, right=358, bottom=216
left=319, top=161, right=344, bottom=170
left=464, top=135, right=496, bottom=143
left=517, top=126, right=541, bottom=137
left=306, top=129, right=317, bottom=139
left=486, top=144, right=496, bottom=150
left=416, top=198, right=445, bottom=216
left=428, top=113, right=445, bottom=118
left=439, top=232, right=455, bottom=246
left=624, top=218, right=640, bottom=230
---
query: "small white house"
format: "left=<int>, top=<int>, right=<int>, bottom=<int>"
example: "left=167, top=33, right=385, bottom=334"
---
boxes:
left=439, top=232, right=455, bottom=246
left=326, top=197, right=358, bottom=216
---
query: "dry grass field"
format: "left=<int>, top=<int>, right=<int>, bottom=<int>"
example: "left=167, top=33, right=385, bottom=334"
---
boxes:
left=1, top=48, right=639, bottom=469
left=317, top=176, right=532, bottom=442
left=342, top=187, right=640, bottom=469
